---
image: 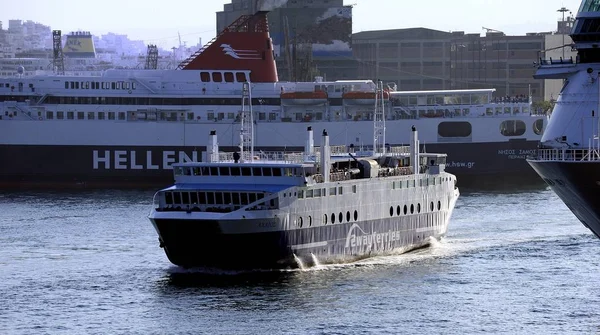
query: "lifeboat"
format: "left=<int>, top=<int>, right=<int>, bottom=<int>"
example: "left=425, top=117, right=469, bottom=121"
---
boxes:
left=343, top=91, right=389, bottom=105
left=280, top=90, right=328, bottom=106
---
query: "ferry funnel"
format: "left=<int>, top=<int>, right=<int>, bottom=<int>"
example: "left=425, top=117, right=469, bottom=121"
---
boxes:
left=177, top=11, right=278, bottom=83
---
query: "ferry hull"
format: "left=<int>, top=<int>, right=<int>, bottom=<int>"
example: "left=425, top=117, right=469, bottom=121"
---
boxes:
left=0, top=141, right=541, bottom=189
left=527, top=160, right=600, bottom=238
left=149, top=211, right=454, bottom=270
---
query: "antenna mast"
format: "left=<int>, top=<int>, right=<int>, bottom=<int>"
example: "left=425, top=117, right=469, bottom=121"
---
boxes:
left=373, top=81, right=386, bottom=154
left=239, top=82, right=254, bottom=162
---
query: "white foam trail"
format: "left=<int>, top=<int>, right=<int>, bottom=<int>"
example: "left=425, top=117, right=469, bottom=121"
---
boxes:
left=310, top=253, right=322, bottom=269
left=293, top=253, right=306, bottom=271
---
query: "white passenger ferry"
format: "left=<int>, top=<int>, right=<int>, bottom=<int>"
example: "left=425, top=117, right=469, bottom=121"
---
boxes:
left=147, top=83, right=459, bottom=269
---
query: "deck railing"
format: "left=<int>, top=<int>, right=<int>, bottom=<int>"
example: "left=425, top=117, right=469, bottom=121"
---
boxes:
left=532, top=148, right=600, bottom=162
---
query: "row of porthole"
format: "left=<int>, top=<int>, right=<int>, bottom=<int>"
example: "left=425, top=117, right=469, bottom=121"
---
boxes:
left=390, top=200, right=442, bottom=217
left=297, top=210, right=359, bottom=228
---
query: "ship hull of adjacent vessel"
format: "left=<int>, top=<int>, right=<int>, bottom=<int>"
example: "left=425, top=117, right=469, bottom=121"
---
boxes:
left=0, top=141, right=540, bottom=188
left=149, top=211, right=454, bottom=270
left=527, top=160, right=600, bottom=237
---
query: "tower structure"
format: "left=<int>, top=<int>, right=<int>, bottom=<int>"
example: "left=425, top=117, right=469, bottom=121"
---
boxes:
left=52, top=30, right=65, bottom=75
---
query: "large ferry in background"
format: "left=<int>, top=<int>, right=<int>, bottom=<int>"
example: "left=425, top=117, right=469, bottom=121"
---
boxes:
left=0, top=10, right=546, bottom=188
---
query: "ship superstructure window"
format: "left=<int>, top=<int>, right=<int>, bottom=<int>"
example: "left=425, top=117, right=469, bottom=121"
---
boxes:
left=438, top=121, right=472, bottom=137
left=108, top=112, right=115, bottom=120
left=77, top=112, right=84, bottom=119
left=500, top=120, right=526, bottom=136
left=118, top=112, right=125, bottom=120
left=67, top=112, right=74, bottom=120
left=579, top=0, right=600, bottom=12
left=57, top=111, right=64, bottom=119
left=46, top=111, right=53, bottom=119
left=236, top=72, right=246, bottom=82
left=212, top=73, right=223, bottom=83
left=88, top=112, right=95, bottom=120
left=533, top=119, right=544, bottom=135
left=200, top=72, right=210, bottom=82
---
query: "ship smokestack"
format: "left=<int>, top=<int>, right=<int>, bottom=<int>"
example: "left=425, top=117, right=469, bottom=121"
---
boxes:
left=321, top=130, right=331, bottom=183
left=207, top=130, right=219, bottom=163
left=410, top=126, right=419, bottom=174
left=305, top=126, right=314, bottom=155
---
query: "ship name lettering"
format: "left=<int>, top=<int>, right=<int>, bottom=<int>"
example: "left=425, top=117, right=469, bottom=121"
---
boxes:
left=497, top=149, right=516, bottom=155
left=93, top=150, right=200, bottom=170
left=345, top=224, right=400, bottom=249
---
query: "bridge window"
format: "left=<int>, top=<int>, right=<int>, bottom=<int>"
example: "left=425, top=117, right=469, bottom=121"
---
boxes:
left=219, top=166, right=230, bottom=176
left=500, top=120, right=526, bottom=136
left=206, top=192, right=215, bottom=205
left=438, top=121, right=472, bottom=137
left=173, top=192, right=182, bottom=204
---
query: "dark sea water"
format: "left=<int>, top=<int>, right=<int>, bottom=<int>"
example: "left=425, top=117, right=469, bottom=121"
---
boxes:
left=1, top=184, right=599, bottom=334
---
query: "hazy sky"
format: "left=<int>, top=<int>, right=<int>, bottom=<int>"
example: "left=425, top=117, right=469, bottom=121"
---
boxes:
left=0, top=0, right=583, bottom=49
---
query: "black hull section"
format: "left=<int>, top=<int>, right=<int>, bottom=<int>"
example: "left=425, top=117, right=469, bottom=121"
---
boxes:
left=150, top=213, right=449, bottom=270
left=527, top=160, right=600, bottom=237
left=0, top=141, right=542, bottom=189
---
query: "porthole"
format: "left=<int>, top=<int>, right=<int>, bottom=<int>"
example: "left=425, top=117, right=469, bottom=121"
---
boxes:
left=331, top=213, right=336, bottom=224
left=339, top=212, right=343, bottom=223
left=410, top=204, right=414, bottom=214
left=346, top=211, right=350, bottom=222
left=390, top=206, right=394, bottom=217
left=396, top=205, right=401, bottom=216
left=404, top=205, right=408, bottom=215
left=354, top=210, right=358, bottom=221
left=298, top=217, right=303, bottom=227
left=417, top=203, right=421, bottom=213
left=308, top=216, right=312, bottom=227
left=324, top=214, right=328, bottom=225
left=430, top=202, right=434, bottom=211
left=437, top=200, right=441, bottom=210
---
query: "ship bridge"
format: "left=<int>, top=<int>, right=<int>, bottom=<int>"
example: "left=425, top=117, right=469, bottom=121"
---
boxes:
left=570, top=0, right=600, bottom=63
